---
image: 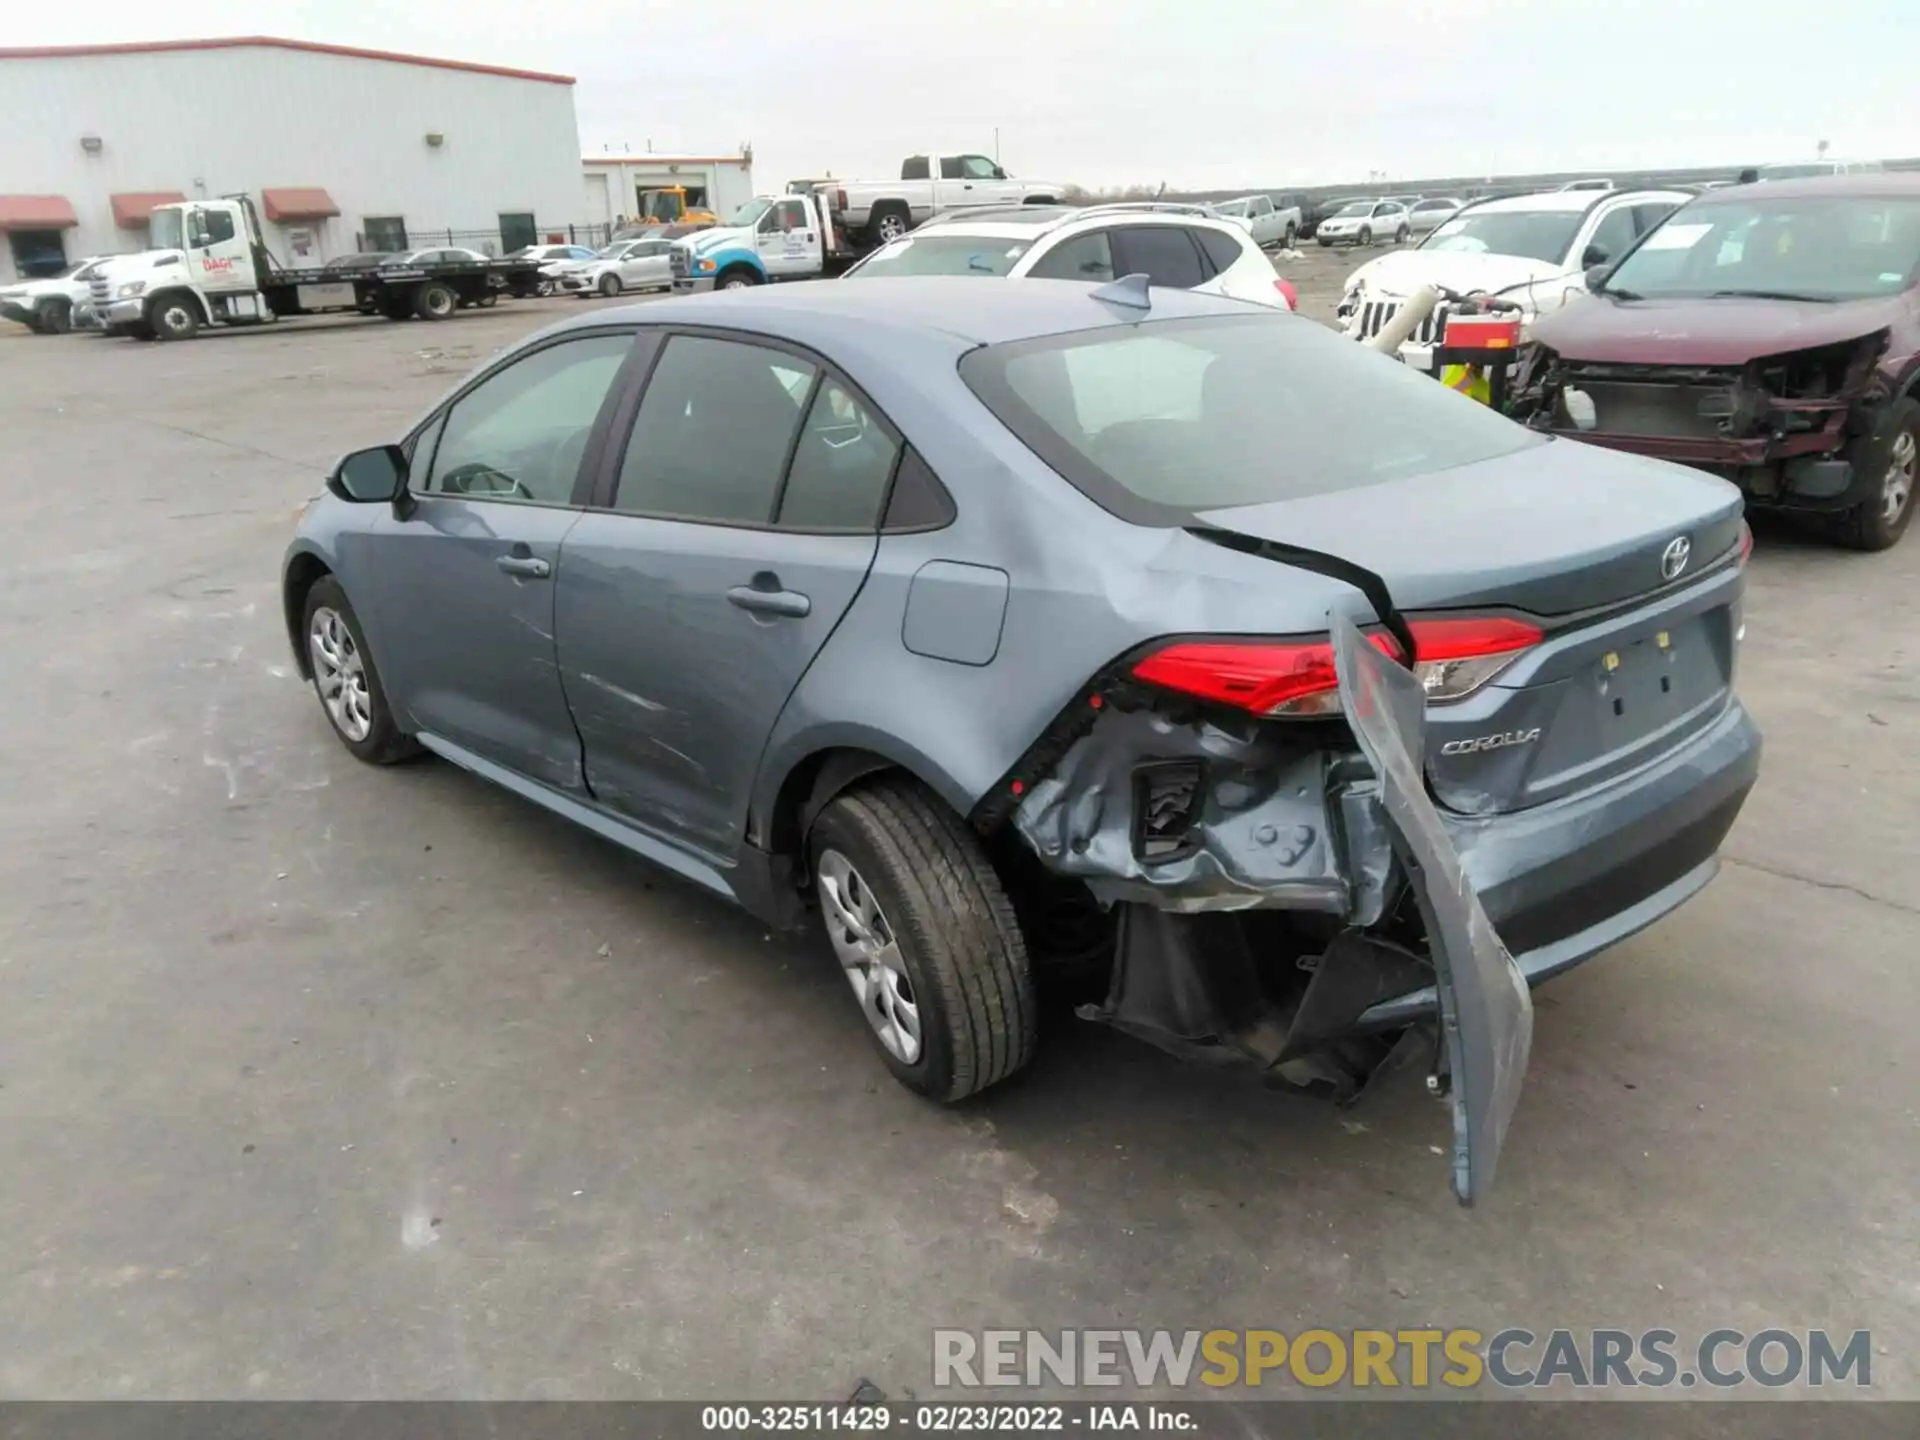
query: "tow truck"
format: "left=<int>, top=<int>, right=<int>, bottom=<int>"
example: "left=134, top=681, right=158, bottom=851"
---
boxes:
left=668, top=190, right=860, bottom=292
left=93, top=195, right=544, bottom=340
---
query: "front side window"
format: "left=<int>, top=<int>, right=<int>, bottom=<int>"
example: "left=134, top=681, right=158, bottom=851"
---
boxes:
left=849, top=234, right=1031, bottom=277
left=424, top=334, right=633, bottom=504
left=1604, top=196, right=1920, bottom=300
left=1251, top=196, right=1273, bottom=217
left=1583, top=206, right=1639, bottom=265
left=1423, top=209, right=1584, bottom=264
left=960, top=155, right=1000, bottom=180
left=192, top=209, right=237, bottom=246
left=961, top=315, right=1539, bottom=519
left=779, top=380, right=901, bottom=530
left=1025, top=231, right=1115, bottom=282
left=613, top=337, right=815, bottom=523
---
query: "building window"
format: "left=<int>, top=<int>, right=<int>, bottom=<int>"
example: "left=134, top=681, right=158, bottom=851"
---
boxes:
left=498, top=213, right=537, bottom=252
left=363, top=216, right=408, bottom=252
left=8, top=231, right=69, bottom=278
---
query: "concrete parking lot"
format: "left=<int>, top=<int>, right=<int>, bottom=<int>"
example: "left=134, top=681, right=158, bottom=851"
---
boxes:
left=1, top=267, right=1915, bottom=1403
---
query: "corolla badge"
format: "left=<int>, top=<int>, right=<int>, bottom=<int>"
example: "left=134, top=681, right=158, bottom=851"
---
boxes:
left=1660, top=535, right=1691, bottom=582
left=1440, top=728, right=1542, bottom=756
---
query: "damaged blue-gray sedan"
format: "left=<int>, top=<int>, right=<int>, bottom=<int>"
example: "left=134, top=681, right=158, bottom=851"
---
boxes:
left=283, top=276, right=1762, bottom=1204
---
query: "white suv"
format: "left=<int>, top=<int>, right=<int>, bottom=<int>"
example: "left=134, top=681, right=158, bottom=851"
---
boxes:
left=842, top=204, right=1295, bottom=310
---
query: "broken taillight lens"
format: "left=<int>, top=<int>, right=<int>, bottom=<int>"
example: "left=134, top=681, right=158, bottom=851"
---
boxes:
left=1737, top=519, right=1754, bottom=567
left=1274, top=277, right=1298, bottom=310
left=1132, top=616, right=1543, bottom=717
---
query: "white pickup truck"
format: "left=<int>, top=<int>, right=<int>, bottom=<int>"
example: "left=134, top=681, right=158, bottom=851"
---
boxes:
left=1206, top=195, right=1302, bottom=249
left=814, top=152, right=1063, bottom=249
left=0, top=256, right=119, bottom=333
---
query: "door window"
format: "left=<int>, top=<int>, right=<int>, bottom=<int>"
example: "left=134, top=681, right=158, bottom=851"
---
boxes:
left=1026, top=230, right=1115, bottom=282
left=1110, top=226, right=1206, bottom=288
left=778, top=379, right=902, bottom=531
left=1631, top=203, right=1679, bottom=237
left=1250, top=196, right=1273, bottom=217
left=1583, top=205, right=1640, bottom=265
left=939, top=156, right=965, bottom=180
left=959, top=155, right=1000, bottom=180
left=613, top=336, right=816, bottom=523
left=192, top=209, right=237, bottom=246
left=424, top=334, right=633, bottom=504
left=770, top=199, right=810, bottom=232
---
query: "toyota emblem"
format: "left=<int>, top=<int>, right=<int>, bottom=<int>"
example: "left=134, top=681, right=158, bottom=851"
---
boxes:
left=1660, top=535, right=1692, bottom=582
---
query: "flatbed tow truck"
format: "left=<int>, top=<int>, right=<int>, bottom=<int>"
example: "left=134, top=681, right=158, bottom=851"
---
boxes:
left=92, top=195, right=544, bottom=340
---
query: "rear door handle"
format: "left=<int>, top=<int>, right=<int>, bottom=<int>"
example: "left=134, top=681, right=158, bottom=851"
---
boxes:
left=497, top=553, right=551, bottom=579
left=727, top=585, right=810, bottom=618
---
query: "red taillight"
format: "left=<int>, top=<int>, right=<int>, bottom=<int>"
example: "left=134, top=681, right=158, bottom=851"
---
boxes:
left=1442, top=312, right=1524, bottom=349
left=1737, top=519, right=1754, bottom=566
left=1131, top=616, right=1544, bottom=717
left=1274, top=277, right=1298, bottom=310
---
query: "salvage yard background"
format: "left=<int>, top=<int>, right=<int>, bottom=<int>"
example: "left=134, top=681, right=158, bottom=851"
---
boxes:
left=0, top=255, right=1913, bottom=1399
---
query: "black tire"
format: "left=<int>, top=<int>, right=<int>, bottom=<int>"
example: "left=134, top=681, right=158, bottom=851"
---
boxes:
left=299, top=577, right=420, bottom=765
left=598, top=272, right=622, bottom=298
left=413, top=281, right=458, bottom=321
left=869, top=204, right=912, bottom=244
left=38, top=299, right=72, bottom=334
left=717, top=267, right=760, bottom=290
left=1395, top=225, right=1410, bottom=244
left=1826, top=396, right=1920, bottom=551
left=809, top=778, right=1035, bottom=1102
left=1283, top=223, right=1297, bottom=248
left=1317, top=236, right=1333, bottom=248
left=149, top=295, right=199, bottom=341
left=534, top=278, right=554, bottom=297
left=1357, top=226, right=1373, bottom=247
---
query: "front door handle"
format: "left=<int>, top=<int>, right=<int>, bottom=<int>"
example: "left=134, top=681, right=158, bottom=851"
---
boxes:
left=727, top=584, right=810, bottom=618
left=497, top=553, right=551, bottom=579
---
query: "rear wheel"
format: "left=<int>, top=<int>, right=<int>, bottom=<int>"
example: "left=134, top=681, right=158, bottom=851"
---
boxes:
left=149, top=295, right=199, bottom=341
left=1283, top=223, right=1297, bottom=248
left=598, top=272, right=622, bottom=297
left=301, top=577, right=419, bottom=765
left=809, top=779, right=1035, bottom=1102
left=413, top=281, right=458, bottom=321
left=1828, top=397, right=1919, bottom=551
left=1395, top=224, right=1410, bottom=244
left=870, top=204, right=912, bottom=244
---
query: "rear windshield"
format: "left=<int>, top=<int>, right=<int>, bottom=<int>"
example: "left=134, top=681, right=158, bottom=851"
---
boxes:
left=960, top=314, right=1541, bottom=520
left=849, top=235, right=1033, bottom=278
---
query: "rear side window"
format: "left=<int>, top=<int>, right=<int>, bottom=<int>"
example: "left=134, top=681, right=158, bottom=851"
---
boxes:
left=1026, top=230, right=1114, bottom=282
left=778, top=379, right=901, bottom=530
left=960, top=315, right=1539, bottom=520
left=1110, top=227, right=1205, bottom=288
left=612, top=336, right=815, bottom=523
left=902, top=156, right=931, bottom=180
left=1193, top=227, right=1243, bottom=275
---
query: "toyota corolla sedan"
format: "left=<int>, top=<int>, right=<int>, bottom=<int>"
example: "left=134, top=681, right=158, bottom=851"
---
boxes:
left=283, top=278, right=1761, bottom=1204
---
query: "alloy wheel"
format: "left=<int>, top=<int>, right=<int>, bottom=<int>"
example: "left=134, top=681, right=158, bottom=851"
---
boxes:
left=308, top=606, right=373, bottom=742
left=816, top=849, right=921, bottom=1064
left=1883, top=429, right=1915, bottom=525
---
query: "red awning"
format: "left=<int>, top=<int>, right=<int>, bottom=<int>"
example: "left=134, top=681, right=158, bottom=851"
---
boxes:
left=261, top=187, right=340, bottom=222
left=110, top=191, right=189, bottom=228
left=0, top=195, right=79, bottom=231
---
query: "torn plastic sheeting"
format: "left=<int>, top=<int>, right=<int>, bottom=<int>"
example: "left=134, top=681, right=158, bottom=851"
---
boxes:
left=1010, top=705, right=1358, bottom=913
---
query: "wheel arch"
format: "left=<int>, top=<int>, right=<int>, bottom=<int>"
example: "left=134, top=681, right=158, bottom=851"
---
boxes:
left=146, top=287, right=210, bottom=326
left=754, top=735, right=978, bottom=868
left=282, top=546, right=334, bottom=678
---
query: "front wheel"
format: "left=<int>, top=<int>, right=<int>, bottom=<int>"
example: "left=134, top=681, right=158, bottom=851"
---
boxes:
left=150, top=296, right=199, bottom=341
left=810, top=779, right=1035, bottom=1101
left=534, top=278, right=554, bottom=297
left=302, top=577, right=420, bottom=765
left=598, top=272, right=622, bottom=298
left=718, top=269, right=759, bottom=291
left=1357, top=226, right=1373, bottom=247
left=1828, top=397, right=1919, bottom=551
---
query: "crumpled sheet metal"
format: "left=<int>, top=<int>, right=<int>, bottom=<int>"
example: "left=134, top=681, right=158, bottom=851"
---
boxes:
left=1011, top=706, right=1354, bottom=913
left=1331, top=611, right=1534, bottom=1208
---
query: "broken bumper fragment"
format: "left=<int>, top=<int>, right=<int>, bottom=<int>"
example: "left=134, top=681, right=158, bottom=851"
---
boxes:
left=1009, top=612, right=1760, bottom=1205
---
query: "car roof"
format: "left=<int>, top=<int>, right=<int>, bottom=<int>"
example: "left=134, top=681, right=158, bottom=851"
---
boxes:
left=554, top=275, right=1265, bottom=349
left=915, top=206, right=1245, bottom=242
left=1457, top=187, right=1693, bottom=214
left=1718, top=172, right=1920, bottom=199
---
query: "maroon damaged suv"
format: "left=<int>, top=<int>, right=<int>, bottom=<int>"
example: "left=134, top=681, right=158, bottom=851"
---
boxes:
left=1513, top=174, right=1920, bottom=550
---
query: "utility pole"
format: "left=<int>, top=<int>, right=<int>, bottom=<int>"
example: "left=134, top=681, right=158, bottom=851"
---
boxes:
left=994, top=128, right=1000, bottom=162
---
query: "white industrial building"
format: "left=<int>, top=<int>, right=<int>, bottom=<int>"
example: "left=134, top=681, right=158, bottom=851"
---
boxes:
left=582, top=153, right=757, bottom=229
left=0, top=37, right=585, bottom=282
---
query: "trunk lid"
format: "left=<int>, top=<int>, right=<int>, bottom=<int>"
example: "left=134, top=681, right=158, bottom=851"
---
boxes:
left=1194, top=440, right=1746, bottom=817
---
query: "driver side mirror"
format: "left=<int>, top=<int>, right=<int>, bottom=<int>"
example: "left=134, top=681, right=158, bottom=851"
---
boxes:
left=1584, top=264, right=1611, bottom=291
left=328, top=444, right=407, bottom=503
left=193, top=233, right=213, bottom=249
left=1581, top=243, right=1610, bottom=269
left=991, top=165, right=1008, bottom=180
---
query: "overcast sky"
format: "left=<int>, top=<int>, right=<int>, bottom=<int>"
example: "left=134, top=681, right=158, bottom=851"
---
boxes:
left=11, top=0, right=1917, bottom=191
